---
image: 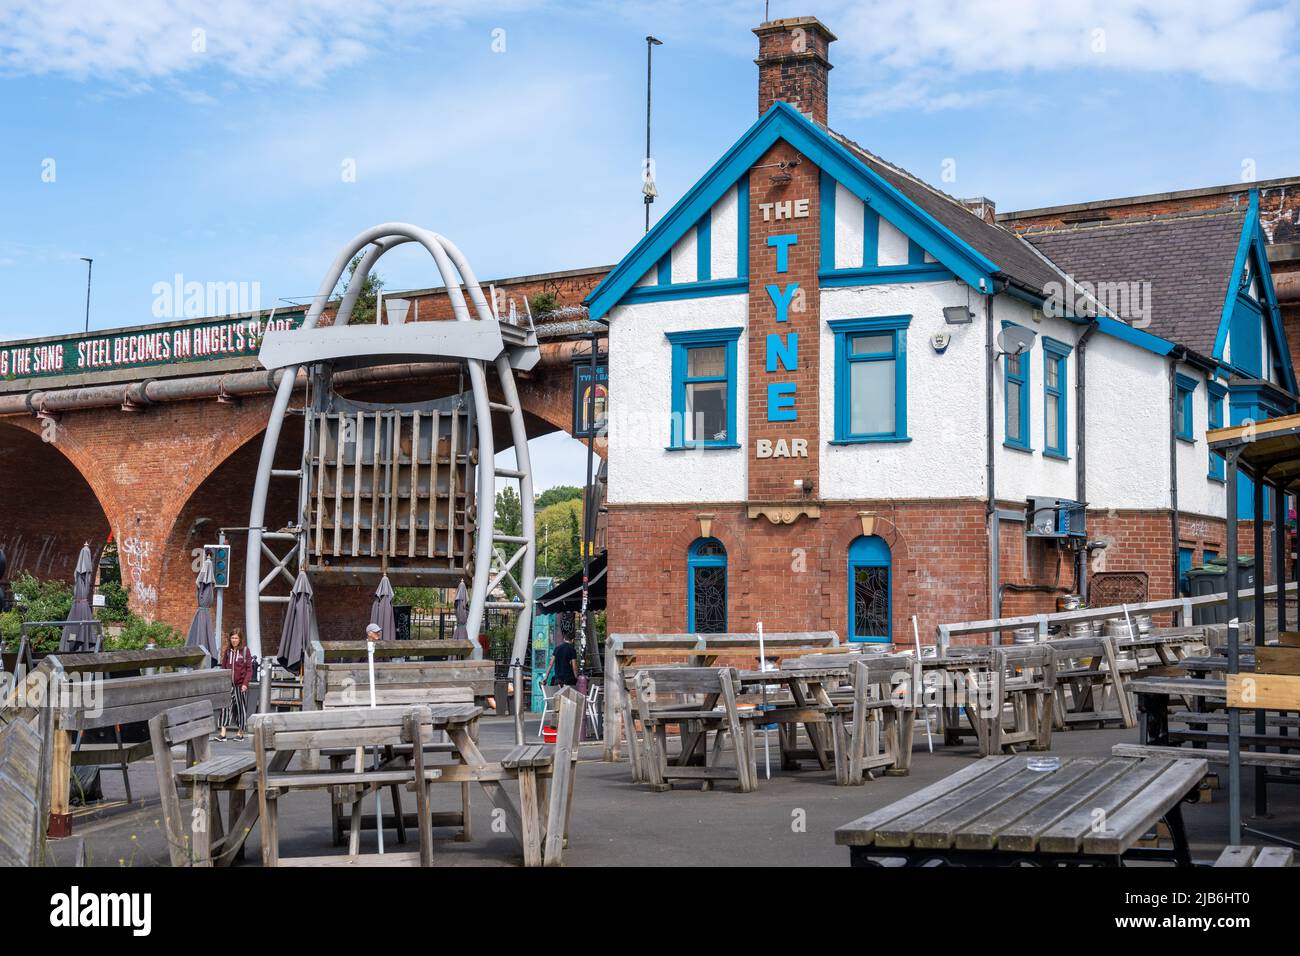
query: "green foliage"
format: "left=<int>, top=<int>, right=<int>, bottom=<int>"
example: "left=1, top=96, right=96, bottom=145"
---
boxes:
left=393, top=586, right=438, bottom=610
left=106, top=615, right=183, bottom=651
left=100, top=541, right=122, bottom=587
left=334, top=254, right=385, bottom=325
left=495, top=486, right=523, bottom=561
left=0, top=611, right=21, bottom=646
left=97, top=580, right=131, bottom=624
left=536, top=485, right=582, bottom=510
left=7, top=573, right=74, bottom=649
left=537, top=498, right=584, bottom=580
left=527, top=291, right=559, bottom=316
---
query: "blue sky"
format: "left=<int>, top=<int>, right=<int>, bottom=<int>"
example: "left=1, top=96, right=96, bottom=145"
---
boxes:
left=1, top=0, right=1297, bottom=486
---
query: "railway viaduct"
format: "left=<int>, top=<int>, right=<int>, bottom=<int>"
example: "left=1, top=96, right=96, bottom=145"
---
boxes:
left=0, top=265, right=609, bottom=644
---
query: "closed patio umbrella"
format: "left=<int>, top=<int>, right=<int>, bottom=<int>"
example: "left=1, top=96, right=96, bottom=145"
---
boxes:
left=185, top=556, right=219, bottom=660
left=453, top=579, right=469, bottom=643
left=60, top=544, right=96, bottom=653
left=277, top=570, right=314, bottom=670
left=369, top=575, right=396, bottom=642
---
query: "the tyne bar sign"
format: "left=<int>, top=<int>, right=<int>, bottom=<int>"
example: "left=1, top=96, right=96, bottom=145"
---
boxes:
left=0, top=311, right=306, bottom=381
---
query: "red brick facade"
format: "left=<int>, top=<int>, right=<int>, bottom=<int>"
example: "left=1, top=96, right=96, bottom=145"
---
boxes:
left=746, top=142, right=822, bottom=501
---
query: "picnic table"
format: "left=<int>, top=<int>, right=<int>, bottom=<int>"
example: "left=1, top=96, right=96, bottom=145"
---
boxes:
left=834, top=754, right=1207, bottom=866
left=922, top=645, right=1054, bottom=755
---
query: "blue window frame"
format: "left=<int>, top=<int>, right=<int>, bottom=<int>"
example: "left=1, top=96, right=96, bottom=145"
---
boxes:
left=1174, top=373, right=1197, bottom=442
left=1004, top=331, right=1031, bottom=451
left=829, top=315, right=910, bottom=443
left=1207, top=381, right=1226, bottom=480
left=1042, top=337, right=1071, bottom=459
left=1178, top=546, right=1194, bottom=596
left=848, top=536, right=891, bottom=642
left=667, top=327, right=742, bottom=449
left=687, top=538, right=727, bottom=634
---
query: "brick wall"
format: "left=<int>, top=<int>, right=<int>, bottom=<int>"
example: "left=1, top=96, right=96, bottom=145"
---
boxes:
left=606, top=498, right=991, bottom=646
left=747, top=143, right=822, bottom=500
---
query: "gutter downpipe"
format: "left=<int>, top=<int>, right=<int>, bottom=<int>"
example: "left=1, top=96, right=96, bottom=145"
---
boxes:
left=1075, top=319, right=1098, bottom=601
left=987, top=288, right=999, bottom=628
left=1169, top=349, right=1186, bottom=608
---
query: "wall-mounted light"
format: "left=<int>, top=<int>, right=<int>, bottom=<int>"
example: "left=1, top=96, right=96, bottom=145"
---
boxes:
left=793, top=478, right=814, bottom=496
left=943, top=306, right=974, bottom=324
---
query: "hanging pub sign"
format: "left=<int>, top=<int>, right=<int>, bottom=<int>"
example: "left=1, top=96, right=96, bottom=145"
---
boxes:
left=572, top=357, right=608, bottom=438
left=0, top=310, right=306, bottom=382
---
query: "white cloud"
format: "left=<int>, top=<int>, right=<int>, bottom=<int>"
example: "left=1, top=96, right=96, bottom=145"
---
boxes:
left=823, top=0, right=1300, bottom=112
left=0, top=0, right=534, bottom=85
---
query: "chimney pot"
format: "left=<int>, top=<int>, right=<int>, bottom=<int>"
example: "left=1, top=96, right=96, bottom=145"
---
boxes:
left=754, top=16, right=836, bottom=126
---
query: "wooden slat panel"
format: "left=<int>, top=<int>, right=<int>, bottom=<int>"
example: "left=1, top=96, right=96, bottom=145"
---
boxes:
left=834, top=757, right=1014, bottom=847
left=409, top=409, right=420, bottom=559
left=1081, top=758, right=1206, bottom=855
left=351, top=411, right=363, bottom=557
left=874, top=758, right=1031, bottom=848
left=447, top=405, right=458, bottom=568
left=995, top=758, right=1134, bottom=852
left=1227, top=672, right=1300, bottom=710
left=953, top=758, right=1101, bottom=851
left=1037, top=759, right=1175, bottom=854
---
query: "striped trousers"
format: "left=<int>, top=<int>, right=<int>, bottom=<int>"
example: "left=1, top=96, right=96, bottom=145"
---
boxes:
left=221, top=685, right=249, bottom=733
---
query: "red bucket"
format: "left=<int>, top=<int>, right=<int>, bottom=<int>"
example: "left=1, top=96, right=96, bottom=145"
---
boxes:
left=542, top=726, right=558, bottom=744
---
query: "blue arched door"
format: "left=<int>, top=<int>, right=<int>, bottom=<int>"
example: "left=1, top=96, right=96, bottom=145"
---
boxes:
left=688, top=537, right=727, bottom=634
left=848, top=535, right=891, bottom=642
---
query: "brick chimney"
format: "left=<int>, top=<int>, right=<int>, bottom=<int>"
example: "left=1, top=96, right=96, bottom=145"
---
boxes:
left=754, top=16, right=836, bottom=126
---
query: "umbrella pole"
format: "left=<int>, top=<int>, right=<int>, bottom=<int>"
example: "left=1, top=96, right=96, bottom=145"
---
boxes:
left=367, top=640, right=383, bottom=855
left=758, top=622, right=770, bottom=780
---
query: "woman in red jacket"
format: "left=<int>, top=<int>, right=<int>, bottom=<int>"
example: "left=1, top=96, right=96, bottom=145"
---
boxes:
left=217, top=629, right=253, bottom=741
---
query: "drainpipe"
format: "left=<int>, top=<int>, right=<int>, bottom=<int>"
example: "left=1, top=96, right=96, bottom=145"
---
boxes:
left=1075, top=319, right=1098, bottom=601
left=987, top=291, right=999, bottom=620
left=1168, top=350, right=1184, bottom=603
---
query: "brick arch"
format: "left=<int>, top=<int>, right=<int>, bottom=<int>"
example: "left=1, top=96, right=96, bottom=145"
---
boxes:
left=0, top=418, right=112, bottom=584
left=823, top=509, right=919, bottom=645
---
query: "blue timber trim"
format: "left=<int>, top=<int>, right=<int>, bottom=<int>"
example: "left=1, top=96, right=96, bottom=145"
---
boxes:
left=828, top=315, right=910, bottom=443
left=656, top=254, right=671, bottom=287
left=820, top=170, right=836, bottom=273
left=666, top=326, right=743, bottom=450
left=1042, top=336, right=1072, bottom=460
left=820, top=263, right=952, bottom=287
left=1174, top=372, right=1197, bottom=443
left=696, top=213, right=712, bottom=282
left=584, top=100, right=999, bottom=320
left=863, top=207, right=879, bottom=268
left=621, top=277, right=748, bottom=306
left=1207, top=378, right=1227, bottom=481
left=1212, top=191, right=1298, bottom=393
left=907, top=238, right=926, bottom=265
left=1000, top=281, right=1178, bottom=358
left=737, top=177, right=749, bottom=278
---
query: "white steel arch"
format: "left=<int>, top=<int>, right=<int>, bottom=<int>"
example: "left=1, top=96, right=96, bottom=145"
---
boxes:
left=244, top=224, right=536, bottom=707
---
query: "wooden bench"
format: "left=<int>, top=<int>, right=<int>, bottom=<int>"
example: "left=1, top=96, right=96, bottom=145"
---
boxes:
left=1214, top=845, right=1295, bottom=867
left=39, top=647, right=229, bottom=837
left=303, top=639, right=493, bottom=712
left=149, top=700, right=259, bottom=867
left=1, top=708, right=86, bottom=866
left=319, top=684, right=474, bottom=847
left=1046, top=635, right=1135, bottom=729
left=603, top=631, right=840, bottom=762
left=932, top=645, right=1055, bottom=755
left=781, top=653, right=919, bottom=784
left=626, top=667, right=761, bottom=793
left=1112, top=742, right=1300, bottom=770
left=835, top=754, right=1207, bottom=866
left=252, top=706, right=444, bottom=867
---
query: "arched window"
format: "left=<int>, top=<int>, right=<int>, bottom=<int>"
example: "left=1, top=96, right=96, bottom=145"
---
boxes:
left=848, top=535, right=891, bottom=642
left=688, top=537, right=727, bottom=634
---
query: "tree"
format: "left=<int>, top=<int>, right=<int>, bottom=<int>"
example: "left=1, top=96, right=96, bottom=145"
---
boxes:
left=495, top=487, right=523, bottom=560
left=333, top=254, right=385, bottom=325
left=537, top=485, right=582, bottom=510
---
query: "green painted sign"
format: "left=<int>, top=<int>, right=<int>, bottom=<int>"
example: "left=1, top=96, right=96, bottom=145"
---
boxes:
left=0, top=310, right=307, bottom=381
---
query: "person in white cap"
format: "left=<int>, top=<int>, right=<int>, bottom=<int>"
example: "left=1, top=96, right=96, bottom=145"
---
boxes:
left=365, top=622, right=382, bottom=641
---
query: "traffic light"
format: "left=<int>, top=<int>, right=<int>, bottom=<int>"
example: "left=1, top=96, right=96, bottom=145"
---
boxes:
left=204, top=544, right=232, bottom=588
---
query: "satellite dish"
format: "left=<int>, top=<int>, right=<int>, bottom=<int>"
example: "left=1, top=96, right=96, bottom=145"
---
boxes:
left=996, top=325, right=1036, bottom=356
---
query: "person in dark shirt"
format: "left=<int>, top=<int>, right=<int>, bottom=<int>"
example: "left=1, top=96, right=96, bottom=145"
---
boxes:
left=550, top=633, right=579, bottom=687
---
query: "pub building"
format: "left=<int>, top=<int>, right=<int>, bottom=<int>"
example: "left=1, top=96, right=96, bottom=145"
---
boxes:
left=589, top=16, right=1297, bottom=645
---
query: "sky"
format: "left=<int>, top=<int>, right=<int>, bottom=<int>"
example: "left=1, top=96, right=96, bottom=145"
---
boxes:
left=1, top=0, right=1298, bottom=487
